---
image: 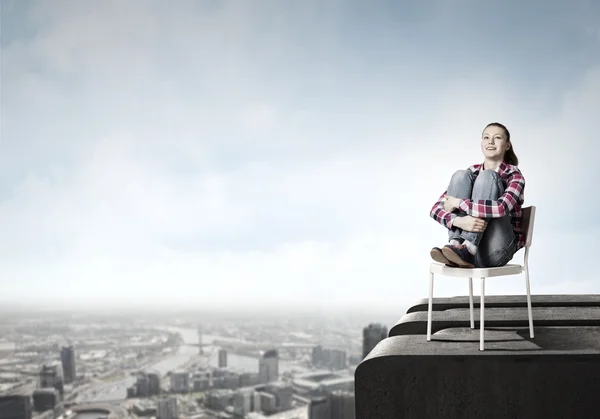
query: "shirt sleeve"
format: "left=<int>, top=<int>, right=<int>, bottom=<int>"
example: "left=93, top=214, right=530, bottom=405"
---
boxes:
left=430, top=190, right=457, bottom=229
left=457, top=171, right=525, bottom=218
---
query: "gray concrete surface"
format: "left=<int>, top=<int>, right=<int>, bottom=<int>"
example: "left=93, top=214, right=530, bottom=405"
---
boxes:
left=355, top=327, right=600, bottom=419
left=406, top=294, right=600, bottom=313
left=391, top=306, right=600, bottom=336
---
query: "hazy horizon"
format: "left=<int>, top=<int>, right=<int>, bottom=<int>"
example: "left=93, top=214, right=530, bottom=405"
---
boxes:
left=2, top=0, right=599, bottom=310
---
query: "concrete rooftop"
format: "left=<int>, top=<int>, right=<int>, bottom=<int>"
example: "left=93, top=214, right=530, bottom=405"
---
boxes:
left=355, top=294, right=600, bottom=419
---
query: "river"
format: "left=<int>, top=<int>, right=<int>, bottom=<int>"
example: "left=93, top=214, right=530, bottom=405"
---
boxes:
left=77, top=327, right=306, bottom=403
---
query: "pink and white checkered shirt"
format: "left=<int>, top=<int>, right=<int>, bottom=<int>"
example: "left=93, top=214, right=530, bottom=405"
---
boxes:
left=430, top=161, right=526, bottom=250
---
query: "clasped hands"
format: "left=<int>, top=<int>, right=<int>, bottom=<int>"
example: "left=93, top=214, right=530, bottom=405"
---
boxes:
left=443, top=195, right=488, bottom=233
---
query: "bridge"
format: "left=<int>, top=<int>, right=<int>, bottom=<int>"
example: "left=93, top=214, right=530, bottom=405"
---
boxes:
left=0, top=368, right=39, bottom=376
left=181, top=343, right=213, bottom=348
left=183, top=340, right=316, bottom=352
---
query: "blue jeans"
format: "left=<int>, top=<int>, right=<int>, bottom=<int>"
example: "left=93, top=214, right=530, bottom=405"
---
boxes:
left=446, top=169, right=517, bottom=268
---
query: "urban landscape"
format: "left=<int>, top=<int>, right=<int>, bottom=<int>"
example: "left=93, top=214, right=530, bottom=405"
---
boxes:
left=0, top=310, right=391, bottom=419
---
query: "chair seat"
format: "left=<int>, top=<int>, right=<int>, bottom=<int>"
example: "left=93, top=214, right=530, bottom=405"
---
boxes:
left=430, top=262, right=523, bottom=278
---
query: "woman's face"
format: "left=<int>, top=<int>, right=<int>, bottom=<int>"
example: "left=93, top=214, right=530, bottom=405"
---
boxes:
left=481, top=125, right=510, bottom=160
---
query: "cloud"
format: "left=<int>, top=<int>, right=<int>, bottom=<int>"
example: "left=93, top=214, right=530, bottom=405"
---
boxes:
left=1, top=0, right=599, bottom=311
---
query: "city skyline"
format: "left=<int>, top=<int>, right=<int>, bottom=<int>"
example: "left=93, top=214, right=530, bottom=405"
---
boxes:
left=2, top=0, right=599, bottom=310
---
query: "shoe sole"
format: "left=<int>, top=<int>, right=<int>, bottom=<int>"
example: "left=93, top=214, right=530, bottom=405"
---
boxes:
left=441, top=247, right=475, bottom=268
left=430, top=248, right=458, bottom=267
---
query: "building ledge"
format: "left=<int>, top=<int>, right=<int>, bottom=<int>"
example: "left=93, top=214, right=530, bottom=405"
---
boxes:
left=405, top=294, right=600, bottom=313
left=355, top=294, right=600, bottom=419
left=391, top=305, right=600, bottom=336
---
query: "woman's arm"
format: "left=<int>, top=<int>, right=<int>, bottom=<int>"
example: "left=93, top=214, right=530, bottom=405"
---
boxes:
left=457, top=172, right=525, bottom=218
left=430, top=191, right=458, bottom=230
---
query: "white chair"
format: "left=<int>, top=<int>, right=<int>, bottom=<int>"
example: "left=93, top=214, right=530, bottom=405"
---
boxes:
left=427, top=206, right=536, bottom=351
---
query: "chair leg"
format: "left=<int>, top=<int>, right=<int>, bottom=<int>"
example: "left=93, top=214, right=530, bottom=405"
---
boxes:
left=525, top=266, right=534, bottom=338
left=469, top=277, right=474, bottom=329
left=427, top=272, right=434, bottom=341
left=480, top=277, right=485, bottom=351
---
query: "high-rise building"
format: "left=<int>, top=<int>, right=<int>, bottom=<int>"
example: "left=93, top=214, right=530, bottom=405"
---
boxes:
left=148, top=372, right=161, bottom=396
left=60, top=346, right=76, bottom=384
left=0, top=395, right=32, bottom=419
left=362, top=323, right=387, bottom=359
left=136, top=374, right=150, bottom=398
left=218, top=349, right=228, bottom=368
left=39, top=363, right=64, bottom=398
left=258, top=349, right=279, bottom=383
left=157, top=397, right=178, bottom=419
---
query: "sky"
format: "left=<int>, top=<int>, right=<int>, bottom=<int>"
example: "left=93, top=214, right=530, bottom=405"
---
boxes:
left=1, top=0, right=599, bottom=313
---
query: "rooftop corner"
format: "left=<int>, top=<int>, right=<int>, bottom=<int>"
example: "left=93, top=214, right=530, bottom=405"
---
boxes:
left=355, top=294, right=600, bottom=419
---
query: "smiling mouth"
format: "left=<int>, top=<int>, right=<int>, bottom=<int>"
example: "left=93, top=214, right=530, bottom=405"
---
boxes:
left=486, top=147, right=496, bottom=150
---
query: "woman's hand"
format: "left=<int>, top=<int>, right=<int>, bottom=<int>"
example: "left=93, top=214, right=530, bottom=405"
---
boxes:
left=443, top=195, right=461, bottom=212
left=453, top=215, right=488, bottom=233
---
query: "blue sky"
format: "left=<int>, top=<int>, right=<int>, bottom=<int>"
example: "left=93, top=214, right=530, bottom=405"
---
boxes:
left=1, top=0, right=599, bottom=311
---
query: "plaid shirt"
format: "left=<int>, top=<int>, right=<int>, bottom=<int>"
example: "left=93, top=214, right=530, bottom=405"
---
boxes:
left=430, top=161, right=526, bottom=250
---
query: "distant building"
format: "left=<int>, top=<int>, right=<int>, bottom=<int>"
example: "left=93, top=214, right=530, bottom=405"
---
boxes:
left=0, top=394, right=32, bottom=419
left=307, top=391, right=355, bottom=419
left=312, top=346, right=324, bottom=366
left=39, top=364, right=64, bottom=398
left=170, top=371, right=189, bottom=394
left=233, top=389, right=253, bottom=417
left=258, top=349, right=279, bottom=383
left=239, top=372, right=261, bottom=387
left=205, top=389, right=234, bottom=411
left=292, top=371, right=354, bottom=397
left=32, top=389, right=59, bottom=412
left=136, top=374, right=150, bottom=398
left=60, top=346, right=76, bottom=384
left=252, top=391, right=262, bottom=412
left=330, top=390, right=355, bottom=419
left=211, top=369, right=239, bottom=390
left=312, top=346, right=348, bottom=371
left=308, top=396, right=330, bottom=419
left=258, top=392, right=276, bottom=414
left=157, top=397, right=178, bottom=419
left=132, top=401, right=157, bottom=417
left=148, top=372, right=161, bottom=396
left=218, top=349, right=228, bottom=368
left=362, top=323, right=387, bottom=359
left=193, top=375, right=210, bottom=391
left=264, top=381, right=293, bottom=413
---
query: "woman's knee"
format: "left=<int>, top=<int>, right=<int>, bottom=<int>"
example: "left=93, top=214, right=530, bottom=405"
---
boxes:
left=474, top=170, right=499, bottom=185
left=450, top=169, right=473, bottom=185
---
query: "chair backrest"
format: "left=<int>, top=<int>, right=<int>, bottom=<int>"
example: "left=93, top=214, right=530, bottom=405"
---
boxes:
left=520, top=206, right=536, bottom=247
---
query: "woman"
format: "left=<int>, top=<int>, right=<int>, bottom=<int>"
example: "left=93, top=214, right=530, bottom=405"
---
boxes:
left=429, top=122, right=526, bottom=268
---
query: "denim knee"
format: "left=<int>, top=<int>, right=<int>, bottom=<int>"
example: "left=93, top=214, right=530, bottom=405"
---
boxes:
left=450, top=169, right=473, bottom=185
left=474, top=170, right=500, bottom=185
